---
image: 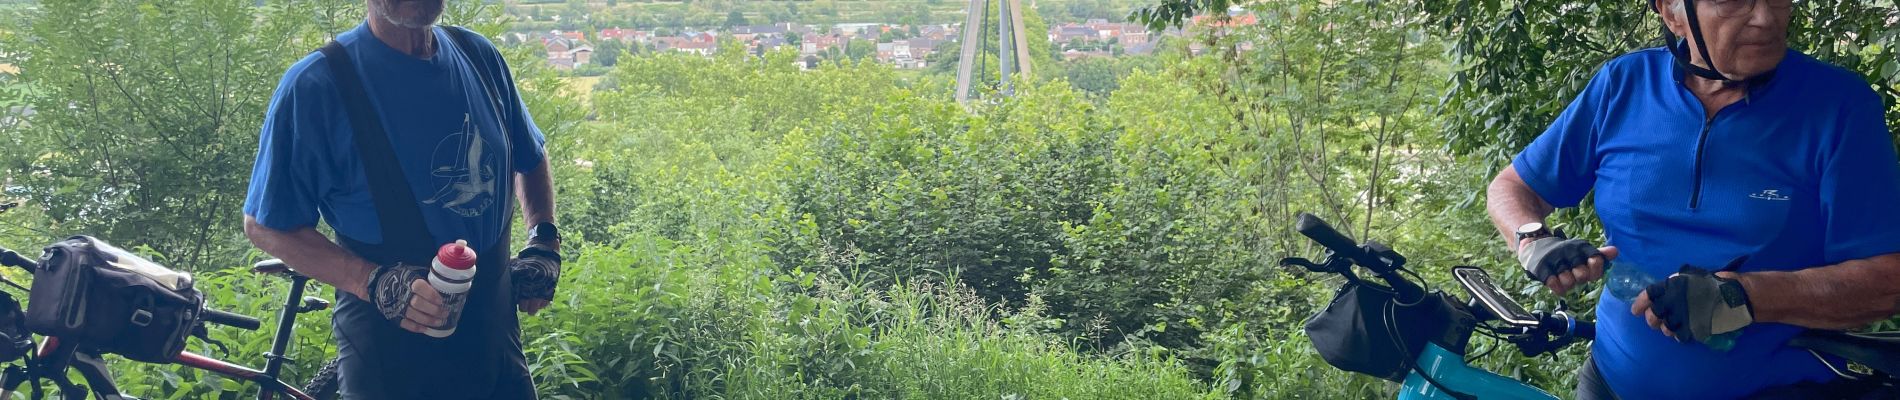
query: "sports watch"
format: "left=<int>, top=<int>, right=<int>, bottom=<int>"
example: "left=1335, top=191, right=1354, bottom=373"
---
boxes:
left=528, top=222, right=561, bottom=244
left=1515, top=222, right=1552, bottom=246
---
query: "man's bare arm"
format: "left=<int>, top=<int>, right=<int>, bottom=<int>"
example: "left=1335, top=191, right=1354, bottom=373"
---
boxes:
left=511, top=160, right=560, bottom=314
left=1487, top=165, right=1556, bottom=249
left=1488, top=164, right=1614, bottom=295
left=515, top=160, right=557, bottom=249
left=1730, top=253, right=1900, bottom=330
left=243, top=215, right=377, bottom=299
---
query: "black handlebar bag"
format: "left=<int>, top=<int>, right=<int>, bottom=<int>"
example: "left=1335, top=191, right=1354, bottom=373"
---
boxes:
left=1304, top=278, right=1474, bottom=382
left=25, top=236, right=203, bottom=363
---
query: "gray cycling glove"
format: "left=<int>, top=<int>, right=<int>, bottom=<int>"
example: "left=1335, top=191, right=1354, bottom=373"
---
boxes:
left=1646, top=258, right=1754, bottom=343
left=510, top=243, right=562, bottom=303
left=1517, top=236, right=1602, bottom=283
left=367, top=263, right=429, bottom=323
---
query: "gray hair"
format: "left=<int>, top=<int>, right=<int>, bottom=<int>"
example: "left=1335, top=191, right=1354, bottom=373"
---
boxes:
left=1667, top=0, right=1686, bottom=16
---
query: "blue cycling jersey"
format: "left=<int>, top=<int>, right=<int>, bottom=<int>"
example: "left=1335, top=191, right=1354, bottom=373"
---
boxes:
left=242, top=23, right=547, bottom=251
left=1514, top=47, right=1900, bottom=399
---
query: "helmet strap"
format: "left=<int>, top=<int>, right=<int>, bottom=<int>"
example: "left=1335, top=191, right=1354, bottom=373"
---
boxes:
left=1665, top=0, right=1734, bottom=82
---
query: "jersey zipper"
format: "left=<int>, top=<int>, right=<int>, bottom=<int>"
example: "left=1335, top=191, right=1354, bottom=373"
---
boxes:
left=1689, top=116, right=1714, bottom=209
left=1685, top=76, right=1760, bottom=210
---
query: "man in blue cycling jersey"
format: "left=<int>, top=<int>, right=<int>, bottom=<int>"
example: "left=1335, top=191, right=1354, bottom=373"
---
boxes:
left=1486, top=0, right=1900, bottom=398
left=241, top=0, right=565, bottom=398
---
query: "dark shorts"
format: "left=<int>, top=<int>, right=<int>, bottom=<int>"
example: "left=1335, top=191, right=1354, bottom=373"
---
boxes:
left=331, top=267, right=534, bottom=400
left=1575, top=355, right=1617, bottom=400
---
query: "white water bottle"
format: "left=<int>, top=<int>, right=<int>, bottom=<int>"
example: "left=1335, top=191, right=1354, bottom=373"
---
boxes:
left=423, top=239, right=477, bottom=338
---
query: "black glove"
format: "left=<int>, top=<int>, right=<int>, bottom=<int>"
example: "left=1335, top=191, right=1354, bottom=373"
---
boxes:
left=510, top=243, right=562, bottom=303
left=1645, top=257, right=1753, bottom=343
left=1517, top=235, right=1602, bottom=283
left=367, top=263, right=429, bottom=323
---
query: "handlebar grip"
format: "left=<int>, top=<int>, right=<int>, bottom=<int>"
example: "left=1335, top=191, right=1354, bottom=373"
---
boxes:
left=0, top=248, right=36, bottom=271
left=1295, top=213, right=1423, bottom=303
left=1540, top=313, right=1595, bottom=341
left=1295, top=213, right=1361, bottom=257
left=202, top=308, right=261, bottom=331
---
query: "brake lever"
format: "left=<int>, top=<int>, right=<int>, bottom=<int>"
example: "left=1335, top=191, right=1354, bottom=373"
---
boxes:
left=190, top=325, right=230, bottom=357
left=1279, top=257, right=1325, bottom=273
left=1511, top=332, right=1556, bottom=357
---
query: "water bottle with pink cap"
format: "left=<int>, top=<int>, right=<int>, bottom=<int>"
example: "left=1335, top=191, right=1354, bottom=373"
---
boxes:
left=423, top=240, right=477, bottom=338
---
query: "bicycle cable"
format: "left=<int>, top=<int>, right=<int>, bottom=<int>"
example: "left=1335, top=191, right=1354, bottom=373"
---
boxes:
left=1398, top=268, right=1430, bottom=292
left=1467, top=336, right=1502, bottom=362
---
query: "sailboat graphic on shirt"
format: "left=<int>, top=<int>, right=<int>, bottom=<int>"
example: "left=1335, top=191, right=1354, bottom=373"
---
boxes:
left=423, top=114, right=497, bottom=217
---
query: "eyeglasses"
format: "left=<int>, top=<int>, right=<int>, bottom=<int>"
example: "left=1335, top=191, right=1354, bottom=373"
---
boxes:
left=1698, top=0, right=1795, bottom=18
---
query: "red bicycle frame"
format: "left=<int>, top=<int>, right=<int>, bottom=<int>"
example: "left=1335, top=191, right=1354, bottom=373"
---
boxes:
left=6, top=336, right=315, bottom=400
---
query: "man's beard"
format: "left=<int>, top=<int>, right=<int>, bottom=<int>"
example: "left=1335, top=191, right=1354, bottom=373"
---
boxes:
left=369, top=0, right=446, bottom=29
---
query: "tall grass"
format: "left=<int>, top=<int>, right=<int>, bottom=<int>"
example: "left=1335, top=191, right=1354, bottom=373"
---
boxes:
left=515, top=234, right=1217, bottom=399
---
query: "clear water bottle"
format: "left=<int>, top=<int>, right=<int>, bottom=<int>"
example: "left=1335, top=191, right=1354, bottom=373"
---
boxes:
left=423, top=240, right=477, bottom=338
left=1606, top=261, right=1657, bottom=302
left=1604, top=261, right=1740, bottom=352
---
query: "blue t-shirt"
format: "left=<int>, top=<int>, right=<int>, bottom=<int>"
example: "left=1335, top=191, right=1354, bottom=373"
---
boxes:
left=1515, top=47, right=1900, bottom=398
left=243, top=23, right=546, bottom=252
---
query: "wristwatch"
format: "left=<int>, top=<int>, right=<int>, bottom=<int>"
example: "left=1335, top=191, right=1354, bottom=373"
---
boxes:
left=1515, top=222, right=1552, bottom=243
left=528, top=222, right=561, bottom=244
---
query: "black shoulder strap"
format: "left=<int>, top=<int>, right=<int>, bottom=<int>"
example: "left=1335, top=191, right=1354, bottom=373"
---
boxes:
left=318, top=41, right=434, bottom=254
left=441, top=26, right=518, bottom=226
left=441, top=26, right=509, bottom=136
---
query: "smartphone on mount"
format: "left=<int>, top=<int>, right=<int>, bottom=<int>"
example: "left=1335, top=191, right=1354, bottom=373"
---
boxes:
left=1453, top=266, right=1538, bottom=326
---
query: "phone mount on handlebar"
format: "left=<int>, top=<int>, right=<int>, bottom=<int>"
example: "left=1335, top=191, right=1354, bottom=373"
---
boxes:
left=1450, top=266, right=1594, bottom=357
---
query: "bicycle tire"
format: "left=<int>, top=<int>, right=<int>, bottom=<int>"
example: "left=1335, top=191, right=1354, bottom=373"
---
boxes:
left=302, top=356, right=342, bottom=400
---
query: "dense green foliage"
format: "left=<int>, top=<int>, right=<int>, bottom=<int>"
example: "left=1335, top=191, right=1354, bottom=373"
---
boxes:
left=505, top=0, right=1159, bottom=33
left=3, top=0, right=1899, bottom=399
left=0, top=0, right=331, bottom=269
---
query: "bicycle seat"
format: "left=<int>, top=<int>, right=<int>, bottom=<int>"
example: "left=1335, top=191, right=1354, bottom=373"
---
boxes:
left=1789, top=330, right=1900, bottom=377
left=250, top=259, right=305, bottom=280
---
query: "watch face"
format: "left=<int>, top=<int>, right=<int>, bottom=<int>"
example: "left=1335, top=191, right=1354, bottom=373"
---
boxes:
left=531, top=223, right=559, bottom=241
left=1516, top=222, right=1546, bottom=236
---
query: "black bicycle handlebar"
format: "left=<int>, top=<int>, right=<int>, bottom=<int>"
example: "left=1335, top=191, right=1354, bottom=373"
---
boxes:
left=1295, top=213, right=1362, bottom=259
left=0, top=247, right=35, bottom=271
left=1537, top=312, right=1595, bottom=341
left=1498, top=311, right=1595, bottom=357
left=1294, top=212, right=1425, bottom=303
left=202, top=308, right=261, bottom=331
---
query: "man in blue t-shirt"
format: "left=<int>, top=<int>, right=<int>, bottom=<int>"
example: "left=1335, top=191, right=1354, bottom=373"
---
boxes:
left=1488, top=0, right=1900, bottom=398
left=240, top=0, right=564, bottom=398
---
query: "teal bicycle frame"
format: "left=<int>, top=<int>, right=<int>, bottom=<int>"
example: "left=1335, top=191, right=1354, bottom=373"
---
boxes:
left=1398, top=345, right=1559, bottom=400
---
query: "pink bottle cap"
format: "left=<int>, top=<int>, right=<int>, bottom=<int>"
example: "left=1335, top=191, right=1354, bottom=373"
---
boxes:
left=436, top=240, right=477, bottom=270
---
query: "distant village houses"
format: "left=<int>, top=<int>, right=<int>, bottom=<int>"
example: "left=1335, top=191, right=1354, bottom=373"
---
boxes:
left=538, top=31, right=594, bottom=70
left=1048, top=19, right=1156, bottom=60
